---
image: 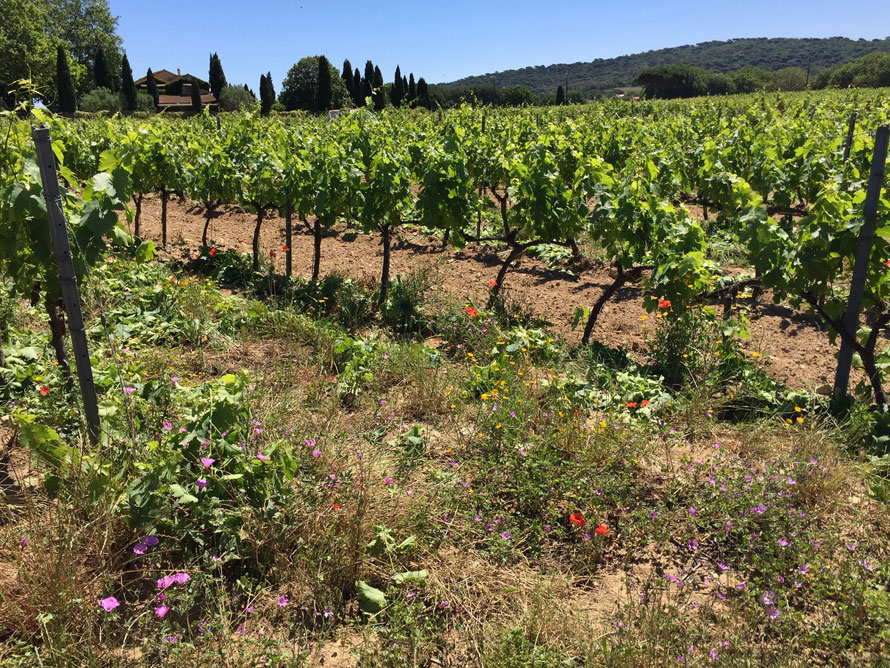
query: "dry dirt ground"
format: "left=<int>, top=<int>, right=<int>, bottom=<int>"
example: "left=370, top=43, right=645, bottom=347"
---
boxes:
left=131, top=194, right=878, bottom=391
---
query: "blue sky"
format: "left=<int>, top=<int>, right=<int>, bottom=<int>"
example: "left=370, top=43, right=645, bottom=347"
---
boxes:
left=110, top=0, right=890, bottom=89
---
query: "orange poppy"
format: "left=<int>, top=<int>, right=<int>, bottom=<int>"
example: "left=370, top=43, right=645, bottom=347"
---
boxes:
left=39, top=386, right=50, bottom=396
left=569, top=512, right=586, bottom=528
left=488, top=279, right=497, bottom=288
left=595, top=523, right=609, bottom=536
left=209, top=248, right=216, bottom=257
left=625, top=402, right=638, bottom=408
left=658, top=299, right=672, bottom=309
left=640, top=399, right=650, bottom=407
left=466, top=306, right=479, bottom=318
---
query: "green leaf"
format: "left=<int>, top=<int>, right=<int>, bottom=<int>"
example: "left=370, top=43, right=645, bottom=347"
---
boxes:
left=135, top=240, right=156, bottom=263
left=356, top=581, right=387, bottom=614
left=169, top=484, right=199, bottom=504
left=392, top=569, right=428, bottom=584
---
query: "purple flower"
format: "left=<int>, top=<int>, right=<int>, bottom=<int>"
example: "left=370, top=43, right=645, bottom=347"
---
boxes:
left=798, top=564, right=810, bottom=574
left=767, top=606, right=781, bottom=620
left=688, top=539, right=699, bottom=551
left=688, top=506, right=697, bottom=517
left=144, top=535, right=159, bottom=546
left=544, top=525, right=551, bottom=532
left=200, top=457, right=215, bottom=469
left=277, top=595, right=289, bottom=607
left=173, top=572, right=190, bottom=585
left=736, top=582, right=747, bottom=590
left=256, top=452, right=270, bottom=461
left=500, top=531, right=511, bottom=540
left=718, top=562, right=730, bottom=571
left=133, top=542, right=147, bottom=555
left=312, top=449, right=321, bottom=458
left=123, top=386, right=136, bottom=394
left=762, top=591, right=777, bottom=607
left=778, top=539, right=789, bottom=547
left=196, top=478, right=208, bottom=489
left=305, top=439, right=316, bottom=447
left=155, top=605, right=170, bottom=618
left=162, top=421, right=173, bottom=431
left=710, top=649, right=719, bottom=661
left=384, top=476, right=394, bottom=485
left=100, top=596, right=120, bottom=612
left=171, top=376, right=180, bottom=383
left=19, top=539, right=28, bottom=549
left=438, top=600, right=450, bottom=609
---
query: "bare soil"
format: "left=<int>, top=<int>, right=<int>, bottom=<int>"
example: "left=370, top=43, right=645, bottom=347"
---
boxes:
left=131, top=194, right=878, bottom=391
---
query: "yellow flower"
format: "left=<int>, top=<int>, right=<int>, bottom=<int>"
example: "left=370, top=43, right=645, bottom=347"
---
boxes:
left=794, top=406, right=802, bottom=413
left=796, top=417, right=804, bottom=424
left=751, top=352, right=760, bottom=358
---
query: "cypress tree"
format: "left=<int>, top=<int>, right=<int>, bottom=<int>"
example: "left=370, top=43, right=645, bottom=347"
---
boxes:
left=266, top=72, right=275, bottom=103
left=209, top=53, right=227, bottom=99
left=259, top=74, right=271, bottom=115
left=352, top=68, right=362, bottom=105
left=94, top=47, right=112, bottom=90
left=191, top=76, right=202, bottom=112
left=317, top=55, right=332, bottom=112
left=145, top=67, right=159, bottom=107
left=56, top=45, right=76, bottom=114
left=391, top=65, right=403, bottom=107
left=416, top=77, right=430, bottom=109
left=120, top=54, right=137, bottom=112
left=556, top=85, right=565, bottom=105
left=402, top=75, right=408, bottom=99
left=362, top=60, right=374, bottom=103
left=341, top=59, right=353, bottom=97
left=408, top=73, right=416, bottom=104
left=372, top=65, right=385, bottom=110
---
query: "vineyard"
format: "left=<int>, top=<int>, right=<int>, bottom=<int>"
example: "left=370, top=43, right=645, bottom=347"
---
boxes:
left=2, top=90, right=890, bottom=665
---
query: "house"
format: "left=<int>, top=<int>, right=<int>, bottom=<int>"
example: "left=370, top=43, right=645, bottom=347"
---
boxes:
left=134, top=68, right=217, bottom=111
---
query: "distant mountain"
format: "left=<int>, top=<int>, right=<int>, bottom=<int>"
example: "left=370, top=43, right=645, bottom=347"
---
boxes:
left=439, top=37, right=890, bottom=96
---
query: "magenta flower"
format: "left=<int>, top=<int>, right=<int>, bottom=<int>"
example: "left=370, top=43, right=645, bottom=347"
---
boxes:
left=718, top=562, right=730, bottom=571
left=200, top=457, right=215, bottom=468
left=305, top=439, right=316, bottom=447
left=256, top=452, right=270, bottom=461
left=123, top=386, right=136, bottom=394
left=688, top=506, right=697, bottom=517
left=171, top=376, right=180, bottom=383
left=500, top=531, right=511, bottom=540
left=312, top=449, right=321, bottom=458
left=277, top=595, right=289, bottom=607
left=155, top=605, right=170, bottom=618
left=158, top=575, right=175, bottom=589
left=173, top=572, right=190, bottom=585
left=384, top=476, right=394, bottom=485
left=778, top=539, right=789, bottom=547
left=100, top=596, right=120, bottom=611
left=688, top=539, right=699, bottom=551
left=162, top=421, right=173, bottom=431
left=19, top=539, right=28, bottom=549
left=196, top=478, right=208, bottom=489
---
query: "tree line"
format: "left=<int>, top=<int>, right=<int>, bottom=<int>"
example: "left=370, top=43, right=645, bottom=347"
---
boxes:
left=637, top=51, right=890, bottom=99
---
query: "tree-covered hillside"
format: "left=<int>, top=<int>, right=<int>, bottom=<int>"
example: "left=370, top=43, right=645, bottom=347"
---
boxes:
left=440, top=36, right=890, bottom=96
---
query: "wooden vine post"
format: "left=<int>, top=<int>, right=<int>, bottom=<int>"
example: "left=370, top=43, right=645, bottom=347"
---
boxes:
left=833, top=124, right=889, bottom=407
left=32, top=126, right=101, bottom=444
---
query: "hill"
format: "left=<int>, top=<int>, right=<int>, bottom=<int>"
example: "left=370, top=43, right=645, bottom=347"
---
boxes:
left=439, top=36, right=890, bottom=96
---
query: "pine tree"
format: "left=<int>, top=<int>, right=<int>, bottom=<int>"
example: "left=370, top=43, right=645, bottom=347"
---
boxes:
left=120, top=53, right=137, bottom=112
left=391, top=65, right=403, bottom=107
left=372, top=65, right=385, bottom=110
left=352, top=68, right=362, bottom=105
left=94, top=47, right=113, bottom=90
left=408, top=73, right=416, bottom=105
left=317, top=55, right=333, bottom=112
left=191, top=76, right=202, bottom=112
left=145, top=67, right=158, bottom=107
left=341, top=59, right=353, bottom=98
left=56, top=45, right=76, bottom=114
left=209, top=53, right=227, bottom=99
left=556, top=85, right=565, bottom=105
left=416, top=77, right=430, bottom=109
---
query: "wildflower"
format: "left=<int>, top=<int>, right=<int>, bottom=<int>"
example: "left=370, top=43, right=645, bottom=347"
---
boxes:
left=196, top=478, right=208, bottom=489
left=569, top=512, right=586, bottom=528
left=123, top=386, right=136, bottom=394
left=171, top=376, right=180, bottom=383
left=256, top=452, right=270, bottom=461
left=688, top=506, right=697, bottom=517
left=718, top=562, right=730, bottom=571
left=710, top=649, right=719, bottom=661
left=162, top=421, right=173, bottom=431
left=312, top=449, right=321, bottom=458
left=688, top=538, right=699, bottom=551
left=277, top=595, right=289, bottom=607
left=438, top=600, right=450, bottom=609
left=209, top=248, right=217, bottom=257
left=640, top=399, right=650, bottom=407
left=384, top=476, right=394, bottom=485
left=466, top=306, right=479, bottom=318
left=100, top=596, right=120, bottom=612
left=39, top=385, right=50, bottom=396
left=778, top=539, right=789, bottom=547
left=500, top=531, right=511, bottom=540
left=658, top=298, right=672, bottom=309
left=173, top=572, right=190, bottom=585
left=20, top=539, right=28, bottom=549
left=155, top=605, right=170, bottom=618
left=246, top=605, right=255, bottom=614
left=305, top=439, right=316, bottom=447
left=595, top=523, right=609, bottom=536
left=625, top=402, right=638, bottom=408
left=282, top=246, right=290, bottom=252
left=332, top=503, right=340, bottom=510
left=200, top=457, right=215, bottom=469
left=666, top=574, right=684, bottom=586
left=488, top=279, right=497, bottom=288
left=767, top=606, right=781, bottom=620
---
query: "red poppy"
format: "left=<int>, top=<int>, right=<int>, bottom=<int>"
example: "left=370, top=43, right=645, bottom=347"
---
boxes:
left=658, top=299, right=672, bottom=309
left=488, top=279, right=498, bottom=288
left=209, top=248, right=217, bottom=257
left=569, top=512, right=586, bottom=528
left=640, top=399, right=650, bottom=407
left=625, top=402, right=638, bottom=408
left=39, top=385, right=50, bottom=396
left=332, top=503, right=340, bottom=510
left=466, top=306, right=479, bottom=318
left=282, top=246, right=290, bottom=252
left=269, top=250, right=277, bottom=258
left=595, top=523, right=609, bottom=536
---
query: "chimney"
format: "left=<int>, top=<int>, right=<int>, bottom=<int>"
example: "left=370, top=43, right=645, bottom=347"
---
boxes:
left=177, top=68, right=181, bottom=76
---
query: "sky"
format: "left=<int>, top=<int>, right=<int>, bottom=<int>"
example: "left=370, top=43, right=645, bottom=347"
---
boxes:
left=109, top=0, right=890, bottom=90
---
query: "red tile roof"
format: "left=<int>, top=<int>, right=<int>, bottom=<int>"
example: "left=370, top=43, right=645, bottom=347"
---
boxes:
left=153, top=69, right=178, bottom=82
left=157, top=93, right=217, bottom=107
